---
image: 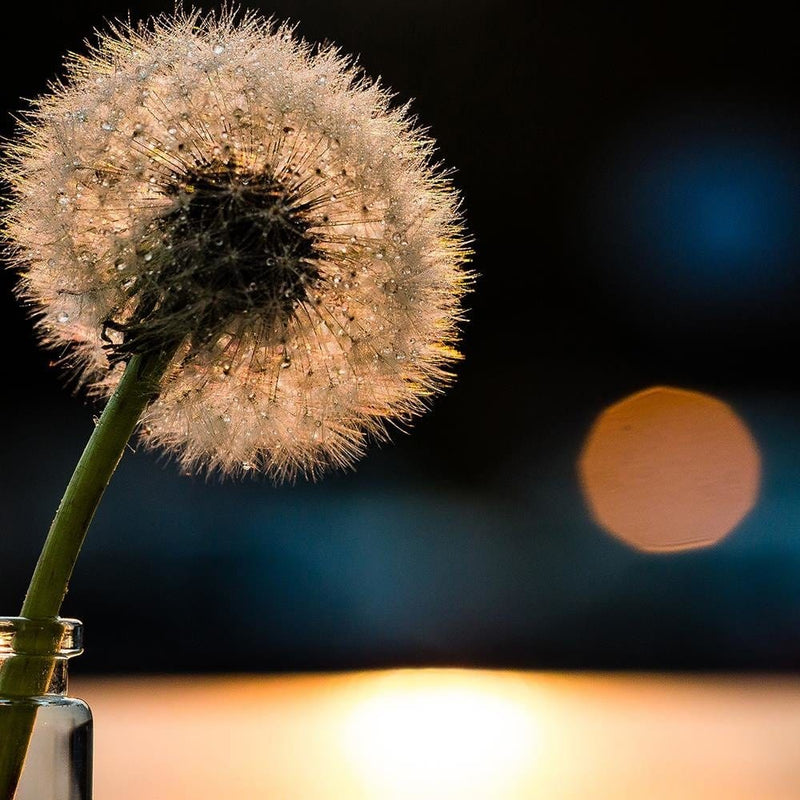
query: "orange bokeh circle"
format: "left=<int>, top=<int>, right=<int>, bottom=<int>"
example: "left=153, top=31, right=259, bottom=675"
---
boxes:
left=578, top=387, right=761, bottom=552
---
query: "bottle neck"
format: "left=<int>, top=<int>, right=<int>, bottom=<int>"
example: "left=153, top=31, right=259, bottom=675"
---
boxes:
left=0, top=617, right=83, bottom=698
left=0, top=653, right=70, bottom=696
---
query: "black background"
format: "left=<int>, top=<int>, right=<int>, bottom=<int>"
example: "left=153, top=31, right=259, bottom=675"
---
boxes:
left=2, top=1, right=800, bottom=673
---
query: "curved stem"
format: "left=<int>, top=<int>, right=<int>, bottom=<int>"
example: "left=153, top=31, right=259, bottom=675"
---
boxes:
left=0, top=349, right=174, bottom=798
left=21, top=351, right=172, bottom=617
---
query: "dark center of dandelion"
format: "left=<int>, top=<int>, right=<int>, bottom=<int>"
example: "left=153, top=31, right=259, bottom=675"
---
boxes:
left=105, top=162, right=320, bottom=360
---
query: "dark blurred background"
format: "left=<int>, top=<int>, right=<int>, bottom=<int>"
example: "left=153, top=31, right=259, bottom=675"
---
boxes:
left=2, top=0, right=800, bottom=672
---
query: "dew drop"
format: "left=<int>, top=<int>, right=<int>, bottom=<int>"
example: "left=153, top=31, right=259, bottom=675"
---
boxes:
left=143, top=253, right=153, bottom=262
left=57, top=312, right=70, bottom=323
left=281, top=357, right=292, bottom=369
left=241, top=461, right=252, bottom=471
left=213, top=43, right=226, bottom=55
left=101, top=121, right=115, bottom=131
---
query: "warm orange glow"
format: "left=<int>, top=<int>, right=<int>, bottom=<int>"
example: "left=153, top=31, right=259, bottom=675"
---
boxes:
left=343, top=670, right=538, bottom=798
left=578, top=386, right=761, bottom=551
left=74, top=671, right=800, bottom=799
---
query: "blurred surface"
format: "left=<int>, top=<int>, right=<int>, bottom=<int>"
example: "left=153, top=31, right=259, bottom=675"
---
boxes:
left=75, top=671, right=800, bottom=799
left=2, top=0, right=800, bottom=671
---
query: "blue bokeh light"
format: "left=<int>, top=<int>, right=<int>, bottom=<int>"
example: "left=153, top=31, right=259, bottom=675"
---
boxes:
left=593, top=116, right=800, bottom=316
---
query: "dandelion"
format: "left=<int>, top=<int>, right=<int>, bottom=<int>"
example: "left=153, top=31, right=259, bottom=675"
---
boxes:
left=4, top=8, right=470, bottom=480
left=0, top=10, right=470, bottom=795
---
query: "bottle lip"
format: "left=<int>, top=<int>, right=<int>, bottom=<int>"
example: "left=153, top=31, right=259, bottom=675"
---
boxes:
left=0, top=617, right=83, bottom=657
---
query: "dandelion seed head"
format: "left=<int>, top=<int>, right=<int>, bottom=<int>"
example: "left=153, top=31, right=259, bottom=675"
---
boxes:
left=2, top=9, right=470, bottom=479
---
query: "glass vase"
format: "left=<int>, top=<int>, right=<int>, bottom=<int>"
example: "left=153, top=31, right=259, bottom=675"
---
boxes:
left=0, top=617, right=92, bottom=800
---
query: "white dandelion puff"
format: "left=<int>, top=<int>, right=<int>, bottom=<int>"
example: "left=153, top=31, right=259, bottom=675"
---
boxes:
left=2, top=8, right=471, bottom=480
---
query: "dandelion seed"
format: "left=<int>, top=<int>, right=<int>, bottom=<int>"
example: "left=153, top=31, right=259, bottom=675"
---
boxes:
left=2, top=8, right=471, bottom=480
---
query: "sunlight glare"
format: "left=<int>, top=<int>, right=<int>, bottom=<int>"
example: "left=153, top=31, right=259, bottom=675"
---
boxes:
left=342, top=670, right=539, bottom=799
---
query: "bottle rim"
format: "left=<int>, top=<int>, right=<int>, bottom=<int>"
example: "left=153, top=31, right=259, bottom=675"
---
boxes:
left=0, top=617, right=83, bottom=657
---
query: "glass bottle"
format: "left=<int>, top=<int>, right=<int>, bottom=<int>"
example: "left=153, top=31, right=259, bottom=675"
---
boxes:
left=0, top=617, right=92, bottom=800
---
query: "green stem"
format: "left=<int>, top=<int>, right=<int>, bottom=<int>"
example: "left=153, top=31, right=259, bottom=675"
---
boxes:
left=0, top=349, right=174, bottom=798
